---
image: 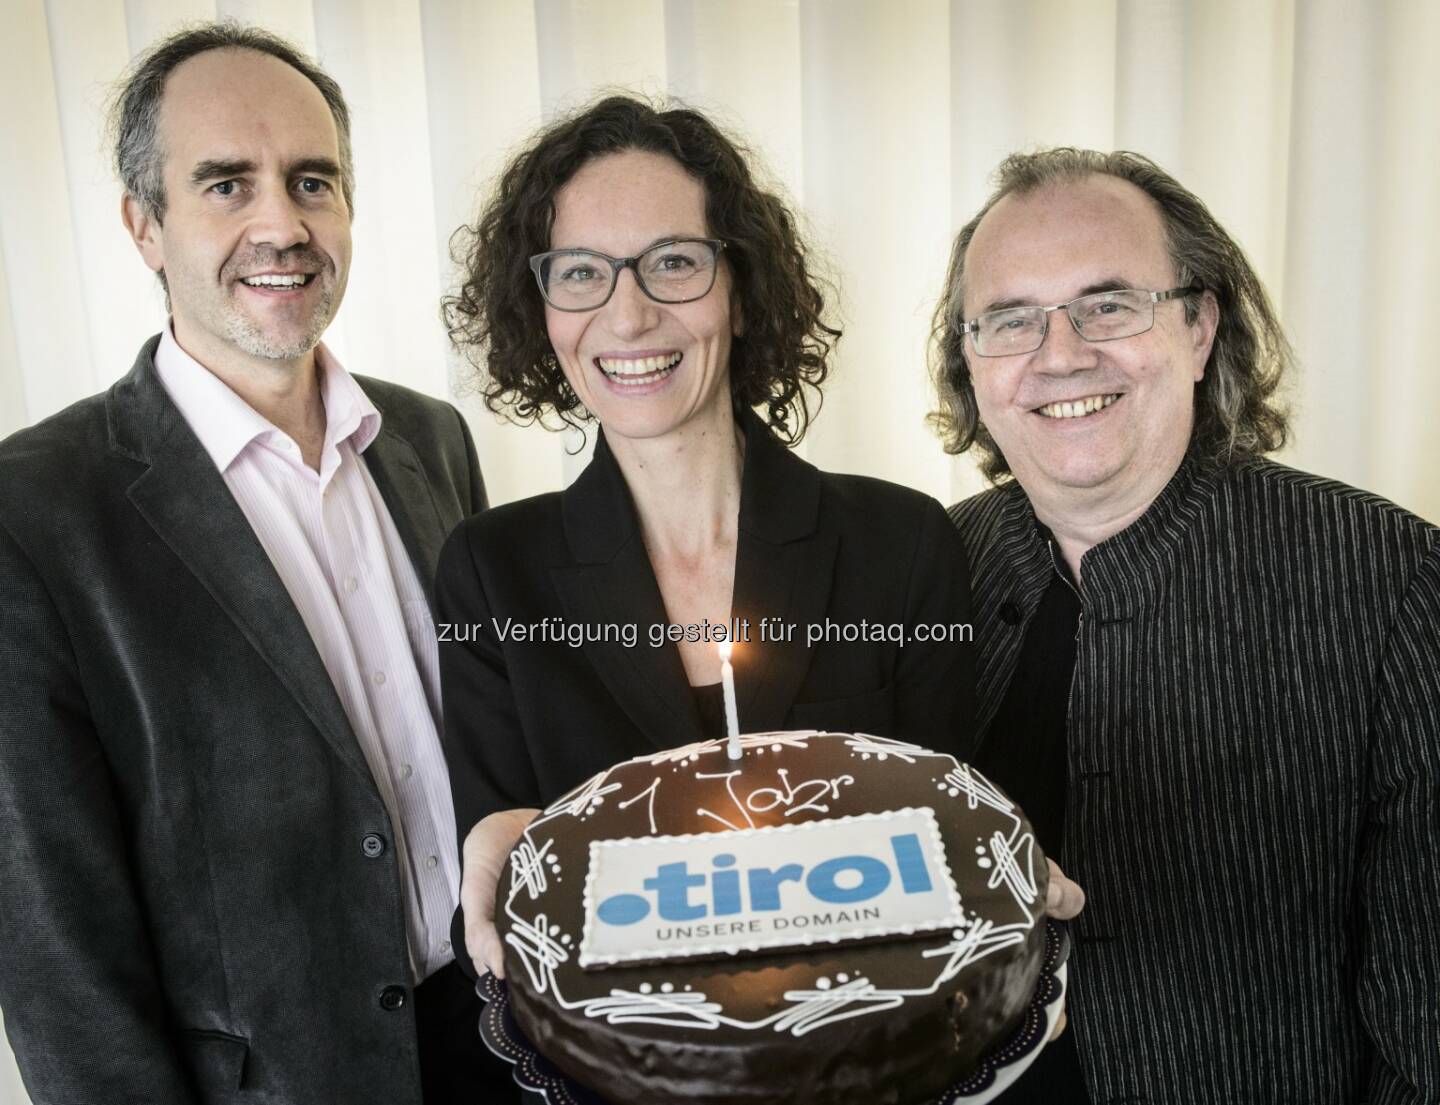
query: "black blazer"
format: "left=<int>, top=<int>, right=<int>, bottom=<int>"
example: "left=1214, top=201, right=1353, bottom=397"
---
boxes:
left=436, top=411, right=976, bottom=846
left=0, top=338, right=486, bottom=1105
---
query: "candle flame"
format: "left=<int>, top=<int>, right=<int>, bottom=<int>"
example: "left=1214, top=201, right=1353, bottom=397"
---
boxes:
left=717, top=639, right=732, bottom=663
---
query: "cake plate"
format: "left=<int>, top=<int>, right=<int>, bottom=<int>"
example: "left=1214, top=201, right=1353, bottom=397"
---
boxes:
left=476, top=919, right=1071, bottom=1105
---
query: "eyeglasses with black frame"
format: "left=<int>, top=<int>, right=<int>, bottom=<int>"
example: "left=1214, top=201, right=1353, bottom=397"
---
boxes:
left=961, top=286, right=1199, bottom=357
left=529, top=238, right=727, bottom=312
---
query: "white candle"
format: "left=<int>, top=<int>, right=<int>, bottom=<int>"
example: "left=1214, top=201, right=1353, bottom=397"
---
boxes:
left=718, top=640, right=742, bottom=760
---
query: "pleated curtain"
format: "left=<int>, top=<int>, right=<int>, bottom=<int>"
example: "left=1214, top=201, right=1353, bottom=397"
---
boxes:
left=2, top=1, right=1438, bottom=1097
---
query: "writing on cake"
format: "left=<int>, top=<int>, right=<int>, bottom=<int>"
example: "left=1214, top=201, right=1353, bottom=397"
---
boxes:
left=581, top=809, right=964, bottom=967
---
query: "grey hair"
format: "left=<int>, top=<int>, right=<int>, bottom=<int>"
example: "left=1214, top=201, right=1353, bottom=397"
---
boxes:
left=109, top=20, right=356, bottom=223
left=929, top=147, right=1292, bottom=482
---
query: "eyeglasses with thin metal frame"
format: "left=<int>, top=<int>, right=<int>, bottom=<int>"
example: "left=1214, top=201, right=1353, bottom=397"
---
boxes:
left=961, top=286, right=1199, bottom=357
left=528, top=238, right=728, bottom=312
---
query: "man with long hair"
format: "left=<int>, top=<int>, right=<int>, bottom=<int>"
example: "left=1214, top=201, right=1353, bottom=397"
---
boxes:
left=934, top=149, right=1438, bottom=1102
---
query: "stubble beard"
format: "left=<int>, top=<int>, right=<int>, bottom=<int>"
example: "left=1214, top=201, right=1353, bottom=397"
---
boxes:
left=221, top=277, right=336, bottom=361
left=211, top=244, right=341, bottom=362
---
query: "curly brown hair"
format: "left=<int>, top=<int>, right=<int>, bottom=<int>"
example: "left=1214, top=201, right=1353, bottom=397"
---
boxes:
left=442, top=95, right=840, bottom=443
left=930, top=148, right=1292, bottom=482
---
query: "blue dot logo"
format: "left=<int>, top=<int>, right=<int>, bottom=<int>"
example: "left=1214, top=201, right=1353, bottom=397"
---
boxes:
left=596, top=892, right=650, bottom=926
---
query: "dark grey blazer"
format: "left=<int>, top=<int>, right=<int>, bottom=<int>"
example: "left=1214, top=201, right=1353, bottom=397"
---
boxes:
left=0, top=337, right=487, bottom=1105
left=951, top=454, right=1440, bottom=1104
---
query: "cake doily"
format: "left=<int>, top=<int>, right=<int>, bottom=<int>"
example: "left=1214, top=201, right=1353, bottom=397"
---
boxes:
left=477, top=919, right=1071, bottom=1105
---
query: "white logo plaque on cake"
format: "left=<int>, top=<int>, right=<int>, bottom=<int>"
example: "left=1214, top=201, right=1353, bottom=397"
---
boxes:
left=580, top=807, right=964, bottom=968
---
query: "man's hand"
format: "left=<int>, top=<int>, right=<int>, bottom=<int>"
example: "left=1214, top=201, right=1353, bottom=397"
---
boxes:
left=1045, top=859, right=1085, bottom=920
left=1050, top=1006, right=1069, bottom=1042
left=460, top=808, right=540, bottom=979
left=1043, top=860, right=1084, bottom=1042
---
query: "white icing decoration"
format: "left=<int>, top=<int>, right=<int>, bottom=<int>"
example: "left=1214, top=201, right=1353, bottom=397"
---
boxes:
left=921, top=916, right=1034, bottom=985
left=745, top=767, right=855, bottom=819
left=508, top=837, right=555, bottom=901
left=545, top=774, right=623, bottom=819
left=503, top=909, right=568, bottom=995
left=844, top=733, right=925, bottom=763
left=616, top=776, right=662, bottom=835
left=582, top=989, right=724, bottom=1029
left=775, top=979, right=905, bottom=1036
left=694, top=769, right=755, bottom=831
left=695, top=765, right=855, bottom=831
left=987, top=827, right=1039, bottom=906
left=942, top=763, right=1015, bottom=815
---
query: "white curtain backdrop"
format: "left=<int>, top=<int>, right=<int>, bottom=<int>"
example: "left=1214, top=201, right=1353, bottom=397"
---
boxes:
left=1, top=0, right=1437, bottom=1100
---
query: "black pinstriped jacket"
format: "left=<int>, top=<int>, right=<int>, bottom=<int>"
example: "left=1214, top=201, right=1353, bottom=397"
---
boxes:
left=950, top=454, right=1440, bottom=1105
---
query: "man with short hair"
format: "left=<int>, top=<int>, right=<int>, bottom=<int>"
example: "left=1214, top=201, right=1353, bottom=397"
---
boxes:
left=0, top=23, right=509, bottom=1104
left=934, top=149, right=1439, bottom=1102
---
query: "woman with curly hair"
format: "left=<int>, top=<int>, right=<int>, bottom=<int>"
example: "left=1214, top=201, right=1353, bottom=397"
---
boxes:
left=435, top=96, right=976, bottom=982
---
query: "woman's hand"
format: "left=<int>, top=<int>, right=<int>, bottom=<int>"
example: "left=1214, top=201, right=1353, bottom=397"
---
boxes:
left=1045, top=859, right=1086, bottom=921
left=460, top=807, right=540, bottom=979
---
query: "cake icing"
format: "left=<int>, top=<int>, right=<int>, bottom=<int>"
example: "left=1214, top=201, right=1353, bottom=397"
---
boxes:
left=497, top=731, right=1048, bottom=1105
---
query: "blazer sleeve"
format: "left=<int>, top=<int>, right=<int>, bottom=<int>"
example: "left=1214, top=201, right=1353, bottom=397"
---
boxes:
left=0, top=522, right=200, bottom=1105
left=1358, top=543, right=1440, bottom=1104
left=892, top=497, right=977, bottom=759
left=435, top=522, right=543, bottom=840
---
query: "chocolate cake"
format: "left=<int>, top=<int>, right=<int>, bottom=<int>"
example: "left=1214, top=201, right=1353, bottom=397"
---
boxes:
left=497, top=732, right=1048, bottom=1105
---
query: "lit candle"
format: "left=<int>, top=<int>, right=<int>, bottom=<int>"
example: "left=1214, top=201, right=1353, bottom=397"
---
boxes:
left=718, top=639, right=742, bottom=760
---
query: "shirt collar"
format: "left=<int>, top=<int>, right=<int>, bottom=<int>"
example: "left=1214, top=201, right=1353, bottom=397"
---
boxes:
left=1001, top=446, right=1227, bottom=618
left=315, top=343, right=382, bottom=456
left=153, top=322, right=381, bottom=473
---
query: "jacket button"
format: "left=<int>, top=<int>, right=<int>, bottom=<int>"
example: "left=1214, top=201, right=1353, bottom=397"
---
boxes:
left=379, top=985, right=407, bottom=1011
left=998, top=601, right=1022, bottom=626
left=361, top=833, right=386, bottom=858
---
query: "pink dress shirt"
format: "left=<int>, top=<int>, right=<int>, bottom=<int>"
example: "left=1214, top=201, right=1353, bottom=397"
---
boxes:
left=155, top=324, right=460, bottom=983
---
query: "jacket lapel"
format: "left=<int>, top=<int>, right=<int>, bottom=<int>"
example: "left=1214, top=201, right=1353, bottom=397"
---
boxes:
left=552, top=433, right=704, bottom=752
left=552, top=414, right=836, bottom=748
left=110, top=341, right=376, bottom=791
left=729, top=417, right=835, bottom=733
left=361, top=420, right=449, bottom=609
left=972, top=490, right=1054, bottom=743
